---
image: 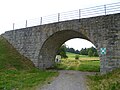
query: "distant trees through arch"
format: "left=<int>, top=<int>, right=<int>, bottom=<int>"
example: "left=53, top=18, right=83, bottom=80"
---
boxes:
left=57, top=44, right=99, bottom=58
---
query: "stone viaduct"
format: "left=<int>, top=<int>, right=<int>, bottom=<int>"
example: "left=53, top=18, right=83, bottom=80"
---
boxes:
left=2, top=13, right=120, bottom=73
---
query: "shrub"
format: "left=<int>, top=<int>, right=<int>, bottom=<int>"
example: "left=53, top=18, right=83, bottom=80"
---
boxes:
left=75, top=55, right=79, bottom=60
left=88, top=50, right=93, bottom=57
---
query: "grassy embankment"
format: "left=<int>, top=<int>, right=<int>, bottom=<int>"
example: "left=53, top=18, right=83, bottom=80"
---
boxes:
left=55, top=52, right=100, bottom=72
left=0, top=36, right=58, bottom=90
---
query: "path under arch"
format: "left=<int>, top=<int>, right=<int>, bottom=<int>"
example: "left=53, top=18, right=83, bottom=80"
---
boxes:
left=37, top=70, right=96, bottom=90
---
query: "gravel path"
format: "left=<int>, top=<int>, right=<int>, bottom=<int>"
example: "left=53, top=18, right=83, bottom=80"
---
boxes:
left=37, top=70, right=96, bottom=90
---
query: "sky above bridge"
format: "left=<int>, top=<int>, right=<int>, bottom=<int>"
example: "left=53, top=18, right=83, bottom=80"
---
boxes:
left=0, top=0, right=119, bottom=50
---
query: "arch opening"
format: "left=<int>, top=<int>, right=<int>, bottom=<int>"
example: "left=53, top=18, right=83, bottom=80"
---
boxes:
left=55, top=38, right=100, bottom=71
left=38, top=30, right=100, bottom=71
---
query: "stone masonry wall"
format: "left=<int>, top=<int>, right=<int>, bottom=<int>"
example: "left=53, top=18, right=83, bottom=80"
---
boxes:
left=2, top=13, right=120, bottom=73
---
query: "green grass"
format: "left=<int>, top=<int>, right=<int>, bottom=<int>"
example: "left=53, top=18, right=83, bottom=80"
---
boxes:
left=87, top=69, right=120, bottom=90
left=66, top=52, right=99, bottom=60
left=55, top=52, right=100, bottom=72
left=0, top=36, right=58, bottom=90
left=0, top=69, right=58, bottom=90
left=78, top=60, right=100, bottom=72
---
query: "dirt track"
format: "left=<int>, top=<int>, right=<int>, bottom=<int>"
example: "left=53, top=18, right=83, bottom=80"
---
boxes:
left=37, top=70, right=96, bottom=90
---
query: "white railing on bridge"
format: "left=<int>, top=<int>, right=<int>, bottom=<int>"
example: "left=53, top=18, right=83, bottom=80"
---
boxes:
left=13, top=2, right=120, bottom=30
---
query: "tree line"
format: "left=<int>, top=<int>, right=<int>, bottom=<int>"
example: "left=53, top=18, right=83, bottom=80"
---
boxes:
left=57, top=45, right=99, bottom=58
left=79, top=47, right=99, bottom=57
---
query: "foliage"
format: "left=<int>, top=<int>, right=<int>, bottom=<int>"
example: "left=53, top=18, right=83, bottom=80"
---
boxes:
left=57, top=45, right=68, bottom=58
left=88, top=49, right=93, bottom=57
left=80, top=48, right=88, bottom=55
left=80, top=47, right=99, bottom=57
left=87, top=69, right=120, bottom=90
left=58, top=44, right=81, bottom=55
left=75, top=55, right=79, bottom=60
left=66, top=47, right=80, bottom=54
left=58, top=45, right=98, bottom=57
left=93, top=52, right=98, bottom=57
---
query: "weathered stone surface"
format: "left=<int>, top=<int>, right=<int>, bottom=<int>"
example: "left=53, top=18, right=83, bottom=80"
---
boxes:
left=2, top=13, right=120, bottom=73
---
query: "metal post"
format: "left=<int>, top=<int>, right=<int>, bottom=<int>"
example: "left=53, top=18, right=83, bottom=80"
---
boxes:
left=25, top=20, right=27, bottom=28
left=104, top=5, right=106, bottom=15
left=40, top=17, right=42, bottom=25
left=13, top=23, right=15, bottom=30
left=79, top=9, right=81, bottom=19
left=58, top=13, right=60, bottom=22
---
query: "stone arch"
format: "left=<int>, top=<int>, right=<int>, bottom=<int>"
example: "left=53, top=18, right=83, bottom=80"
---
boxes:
left=38, top=30, right=99, bottom=69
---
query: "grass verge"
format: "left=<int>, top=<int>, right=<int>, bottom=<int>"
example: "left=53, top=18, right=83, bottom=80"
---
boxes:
left=0, top=69, right=58, bottom=90
left=78, top=60, right=100, bottom=72
left=87, top=69, right=120, bottom=90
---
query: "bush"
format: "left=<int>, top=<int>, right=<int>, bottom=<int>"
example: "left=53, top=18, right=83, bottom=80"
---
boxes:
left=75, top=55, right=79, bottom=60
left=88, top=50, right=93, bottom=57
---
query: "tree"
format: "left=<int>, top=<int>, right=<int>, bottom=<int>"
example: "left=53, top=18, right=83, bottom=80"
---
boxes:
left=80, top=48, right=88, bottom=55
left=68, top=48, right=75, bottom=53
left=75, top=50, right=80, bottom=54
left=80, top=47, right=99, bottom=57
left=93, top=52, right=99, bottom=57
left=88, top=49, right=93, bottom=57
left=57, top=45, right=68, bottom=58
left=66, top=47, right=80, bottom=54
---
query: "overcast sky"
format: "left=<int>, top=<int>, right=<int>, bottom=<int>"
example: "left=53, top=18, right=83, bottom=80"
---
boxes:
left=0, top=0, right=119, bottom=50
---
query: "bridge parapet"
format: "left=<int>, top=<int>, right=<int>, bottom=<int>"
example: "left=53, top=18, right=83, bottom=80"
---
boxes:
left=5, top=2, right=120, bottom=31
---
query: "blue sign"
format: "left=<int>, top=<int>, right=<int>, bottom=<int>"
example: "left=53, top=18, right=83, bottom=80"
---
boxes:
left=100, top=48, right=106, bottom=55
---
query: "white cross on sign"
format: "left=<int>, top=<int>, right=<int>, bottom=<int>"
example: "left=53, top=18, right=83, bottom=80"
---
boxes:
left=100, top=48, right=106, bottom=55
